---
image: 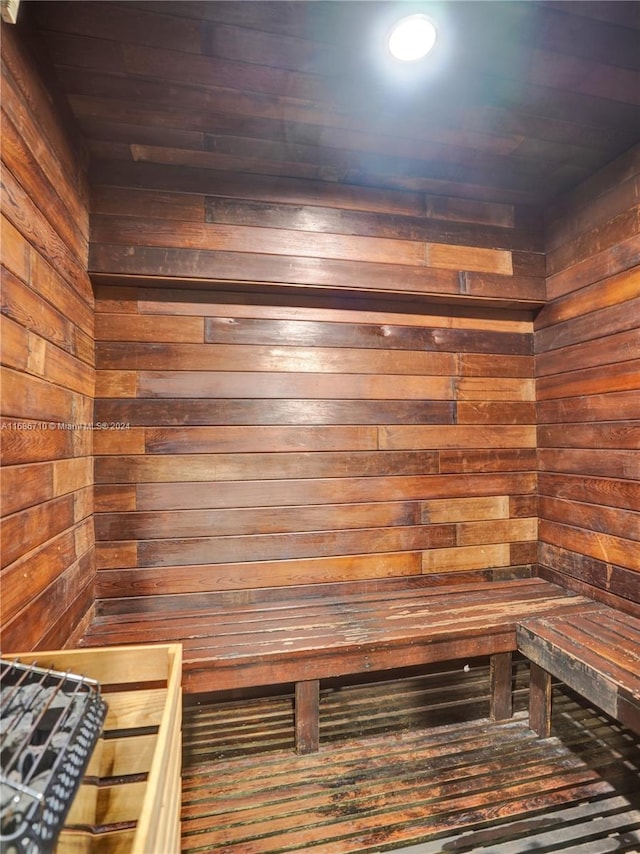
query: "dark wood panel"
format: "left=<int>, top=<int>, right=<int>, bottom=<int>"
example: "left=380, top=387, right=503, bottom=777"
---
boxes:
left=1, top=162, right=89, bottom=301
left=0, top=419, right=75, bottom=465
left=95, top=501, right=423, bottom=541
left=30, top=251, right=94, bottom=338
left=1, top=22, right=95, bottom=650
left=91, top=184, right=204, bottom=222
left=141, top=425, right=379, bottom=454
left=60, top=84, right=584, bottom=190
left=204, top=197, right=540, bottom=252
left=1, top=104, right=87, bottom=258
left=88, top=183, right=535, bottom=248
left=538, top=449, right=640, bottom=480
left=134, top=371, right=454, bottom=401
left=94, top=484, right=137, bottom=513
left=1, top=364, right=78, bottom=424
left=510, top=495, right=538, bottom=518
left=538, top=145, right=639, bottom=611
left=1, top=18, right=86, bottom=201
left=55, top=63, right=639, bottom=186
left=0, top=495, right=75, bottom=570
left=537, top=564, right=640, bottom=617
left=96, top=341, right=458, bottom=375
left=2, top=267, right=77, bottom=356
left=86, top=159, right=537, bottom=252
left=95, top=313, right=204, bottom=342
left=379, top=425, right=535, bottom=451
left=94, top=398, right=456, bottom=427
left=538, top=390, right=640, bottom=424
left=0, top=523, right=89, bottom=626
left=89, top=243, right=546, bottom=305
left=459, top=354, right=534, bottom=378
left=92, top=283, right=541, bottom=598
left=89, top=159, right=428, bottom=217
left=461, top=3, right=640, bottom=72
left=542, top=2, right=640, bottom=30
left=536, top=359, right=640, bottom=399
left=545, top=176, right=640, bottom=251
left=91, top=213, right=433, bottom=267
left=538, top=543, right=640, bottom=606
left=0, top=462, right=54, bottom=516
left=204, top=317, right=533, bottom=355
left=439, top=449, right=536, bottom=474
left=32, top=0, right=640, bottom=221
left=92, top=556, right=407, bottom=598
left=537, top=171, right=638, bottom=605
left=509, top=542, right=537, bottom=566
left=37, top=571, right=95, bottom=652
left=539, top=496, right=640, bottom=543
left=539, top=520, right=640, bottom=571
left=536, top=329, right=640, bottom=377
left=534, top=266, right=639, bottom=331
left=457, top=402, right=536, bottom=425
left=0, top=311, right=93, bottom=399
left=511, top=251, right=545, bottom=278
left=546, top=204, right=640, bottom=275
left=35, top=1, right=203, bottom=53
left=538, top=422, right=640, bottom=450
left=2, top=555, right=94, bottom=653
left=1, top=216, right=31, bottom=287
left=538, top=473, right=640, bottom=513
left=93, top=572, right=465, bottom=610
left=136, top=524, right=456, bottom=567
left=546, top=145, right=640, bottom=233
left=79, top=109, right=615, bottom=201
left=546, top=233, right=640, bottom=300
left=94, top=450, right=441, bottom=483
left=461, top=271, right=544, bottom=303
left=535, top=296, right=640, bottom=353
left=130, top=285, right=534, bottom=324
left=134, top=472, right=536, bottom=511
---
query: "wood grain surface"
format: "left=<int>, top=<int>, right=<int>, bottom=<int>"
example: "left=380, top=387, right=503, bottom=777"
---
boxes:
left=536, top=145, right=640, bottom=609
left=0, top=22, right=95, bottom=652
left=94, top=285, right=537, bottom=603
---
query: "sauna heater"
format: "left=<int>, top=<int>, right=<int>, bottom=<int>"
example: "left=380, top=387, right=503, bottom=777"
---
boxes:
left=0, top=658, right=107, bottom=853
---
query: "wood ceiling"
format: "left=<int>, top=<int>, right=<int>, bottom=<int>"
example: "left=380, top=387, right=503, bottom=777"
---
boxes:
left=32, top=0, right=640, bottom=208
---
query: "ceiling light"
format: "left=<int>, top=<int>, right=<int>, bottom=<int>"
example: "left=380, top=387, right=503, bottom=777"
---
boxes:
left=387, top=14, right=437, bottom=62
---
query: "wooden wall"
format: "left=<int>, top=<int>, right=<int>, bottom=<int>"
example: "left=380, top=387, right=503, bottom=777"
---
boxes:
left=2, top=7, right=637, bottom=647
left=88, top=160, right=545, bottom=309
left=536, top=144, right=640, bottom=613
left=0, top=21, right=95, bottom=650
left=90, top=166, right=543, bottom=607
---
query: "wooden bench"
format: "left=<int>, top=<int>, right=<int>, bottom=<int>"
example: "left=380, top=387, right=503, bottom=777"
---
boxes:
left=80, top=577, right=597, bottom=753
left=517, top=607, right=640, bottom=738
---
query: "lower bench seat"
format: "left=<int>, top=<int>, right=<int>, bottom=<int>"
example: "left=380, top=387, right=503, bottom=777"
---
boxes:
left=80, top=577, right=597, bottom=752
left=517, top=607, right=640, bottom=737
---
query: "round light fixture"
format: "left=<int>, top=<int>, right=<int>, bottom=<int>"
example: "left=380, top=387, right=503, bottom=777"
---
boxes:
left=387, top=14, right=437, bottom=62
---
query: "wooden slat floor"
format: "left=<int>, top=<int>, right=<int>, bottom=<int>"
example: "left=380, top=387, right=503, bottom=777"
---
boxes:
left=182, top=661, right=640, bottom=853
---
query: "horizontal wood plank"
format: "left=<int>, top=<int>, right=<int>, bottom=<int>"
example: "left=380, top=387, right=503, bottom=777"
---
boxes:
left=131, top=473, right=536, bottom=511
left=94, top=399, right=456, bottom=426
left=95, top=500, right=424, bottom=540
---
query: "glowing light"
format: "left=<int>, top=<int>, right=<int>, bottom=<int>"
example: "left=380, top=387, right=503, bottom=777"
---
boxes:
left=387, top=14, right=437, bottom=62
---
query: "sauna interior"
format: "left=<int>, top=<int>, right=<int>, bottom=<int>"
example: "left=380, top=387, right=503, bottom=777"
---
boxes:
left=1, top=0, right=639, bottom=851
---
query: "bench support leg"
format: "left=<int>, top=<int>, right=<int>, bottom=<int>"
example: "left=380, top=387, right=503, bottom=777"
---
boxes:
left=490, top=652, right=513, bottom=721
left=529, top=662, right=552, bottom=738
left=295, top=680, right=320, bottom=754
